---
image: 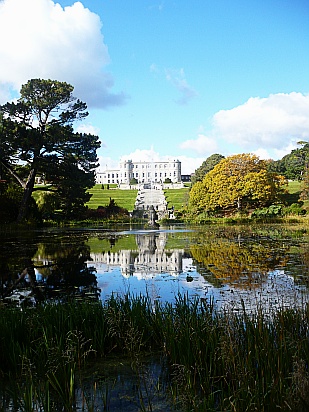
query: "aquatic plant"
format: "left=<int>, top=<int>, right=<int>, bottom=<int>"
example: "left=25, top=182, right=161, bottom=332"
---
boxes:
left=0, top=295, right=308, bottom=411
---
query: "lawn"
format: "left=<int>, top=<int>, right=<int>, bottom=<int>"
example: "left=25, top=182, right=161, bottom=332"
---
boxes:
left=287, top=180, right=302, bottom=194
left=87, top=185, right=190, bottom=212
left=87, top=184, right=138, bottom=211
left=164, top=187, right=190, bottom=210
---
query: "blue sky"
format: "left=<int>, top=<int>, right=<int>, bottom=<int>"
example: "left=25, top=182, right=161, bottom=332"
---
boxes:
left=1, top=0, right=309, bottom=173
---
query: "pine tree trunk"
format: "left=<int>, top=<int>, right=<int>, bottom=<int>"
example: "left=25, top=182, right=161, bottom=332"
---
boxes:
left=17, top=168, right=37, bottom=222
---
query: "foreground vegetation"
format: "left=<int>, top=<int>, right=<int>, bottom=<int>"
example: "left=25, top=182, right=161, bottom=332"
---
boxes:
left=1, top=295, right=308, bottom=411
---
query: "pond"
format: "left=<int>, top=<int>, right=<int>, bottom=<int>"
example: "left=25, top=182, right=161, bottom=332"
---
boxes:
left=1, top=223, right=309, bottom=313
left=1, top=223, right=309, bottom=411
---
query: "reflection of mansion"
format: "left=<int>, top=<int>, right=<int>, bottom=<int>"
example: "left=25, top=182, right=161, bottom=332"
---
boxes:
left=90, top=232, right=184, bottom=278
left=96, top=159, right=182, bottom=186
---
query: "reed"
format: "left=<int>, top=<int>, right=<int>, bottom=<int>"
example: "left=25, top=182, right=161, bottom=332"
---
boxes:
left=0, top=295, right=308, bottom=411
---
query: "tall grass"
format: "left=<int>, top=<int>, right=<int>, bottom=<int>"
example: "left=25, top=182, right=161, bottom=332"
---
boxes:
left=0, top=295, right=309, bottom=411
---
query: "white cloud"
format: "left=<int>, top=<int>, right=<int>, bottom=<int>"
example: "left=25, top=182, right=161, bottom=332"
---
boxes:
left=165, top=68, right=198, bottom=105
left=175, top=155, right=205, bottom=174
left=180, top=92, right=309, bottom=160
left=213, top=92, right=309, bottom=148
left=252, top=148, right=272, bottom=160
left=0, top=0, right=127, bottom=108
left=97, top=156, right=119, bottom=172
left=180, top=134, right=219, bottom=155
left=150, top=65, right=197, bottom=105
left=76, top=123, right=100, bottom=136
left=148, top=2, right=164, bottom=12
left=120, top=147, right=163, bottom=163
left=273, top=142, right=298, bottom=159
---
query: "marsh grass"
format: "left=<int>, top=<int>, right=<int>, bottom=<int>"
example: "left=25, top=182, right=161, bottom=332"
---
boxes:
left=0, top=295, right=309, bottom=411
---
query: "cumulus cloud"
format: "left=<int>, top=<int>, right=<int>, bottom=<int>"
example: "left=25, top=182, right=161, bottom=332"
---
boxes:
left=97, top=156, right=119, bottom=172
left=180, top=92, right=309, bottom=160
left=165, top=68, right=198, bottom=105
left=76, top=123, right=100, bottom=136
left=175, top=155, right=205, bottom=174
left=0, top=0, right=127, bottom=108
left=120, top=147, right=163, bottom=163
left=213, top=92, right=309, bottom=147
left=180, top=134, right=219, bottom=155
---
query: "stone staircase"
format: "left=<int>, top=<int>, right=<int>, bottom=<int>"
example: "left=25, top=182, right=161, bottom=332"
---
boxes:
left=133, top=185, right=168, bottom=220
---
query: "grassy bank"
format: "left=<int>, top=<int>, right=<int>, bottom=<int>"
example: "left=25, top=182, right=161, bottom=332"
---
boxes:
left=1, top=295, right=308, bottom=411
left=86, top=185, right=191, bottom=212
left=86, top=184, right=137, bottom=211
left=164, top=187, right=190, bottom=210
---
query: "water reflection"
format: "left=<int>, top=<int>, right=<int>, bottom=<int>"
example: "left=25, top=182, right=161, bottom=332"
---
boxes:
left=88, top=226, right=309, bottom=312
left=1, top=225, right=309, bottom=312
left=0, top=229, right=99, bottom=306
left=90, top=232, right=185, bottom=277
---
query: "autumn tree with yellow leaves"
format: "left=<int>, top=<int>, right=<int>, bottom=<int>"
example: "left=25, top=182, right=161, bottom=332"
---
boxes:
left=189, top=153, right=287, bottom=215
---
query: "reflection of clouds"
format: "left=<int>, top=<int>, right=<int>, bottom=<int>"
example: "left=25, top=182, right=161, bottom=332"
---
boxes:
left=211, top=270, right=309, bottom=314
left=92, top=257, right=309, bottom=314
left=87, top=231, right=309, bottom=314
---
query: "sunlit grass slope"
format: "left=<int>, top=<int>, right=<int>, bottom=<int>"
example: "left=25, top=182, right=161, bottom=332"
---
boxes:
left=164, top=188, right=190, bottom=210
left=87, top=185, right=190, bottom=212
left=87, top=184, right=137, bottom=211
left=284, top=180, right=309, bottom=209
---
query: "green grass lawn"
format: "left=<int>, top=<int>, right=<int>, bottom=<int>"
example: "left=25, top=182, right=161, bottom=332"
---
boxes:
left=282, top=181, right=301, bottom=204
left=164, top=188, right=190, bottom=210
left=87, top=185, right=137, bottom=211
left=287, top=180, right=301, bottom=194
left=87, top=185, right=190, bottom=212
left=286, top=180, right=309, bottom=210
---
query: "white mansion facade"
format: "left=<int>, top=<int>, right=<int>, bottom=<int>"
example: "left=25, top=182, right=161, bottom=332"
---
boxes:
left=96, top=159, right=181, bottom=185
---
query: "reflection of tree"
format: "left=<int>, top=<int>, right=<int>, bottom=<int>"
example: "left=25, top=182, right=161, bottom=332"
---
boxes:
left=0, top=231, right=38, bottom=299
left=35, top=242, right=98, bottom=302
left=288, top=245, right=309, bottom=287
left=1, top=231, right=99, bottom=305
left=190, top=237, right=288, bottom=288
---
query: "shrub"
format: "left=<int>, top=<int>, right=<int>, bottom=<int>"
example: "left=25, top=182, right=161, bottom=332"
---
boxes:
left=284, top=202, right=306, bottom=216
left=251, top=204, right=283, bottom=218
left=129, top=178, right=138, bottom=185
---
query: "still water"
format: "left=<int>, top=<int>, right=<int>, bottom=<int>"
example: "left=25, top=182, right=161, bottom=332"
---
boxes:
left=1, top=223, right=309, bottom=313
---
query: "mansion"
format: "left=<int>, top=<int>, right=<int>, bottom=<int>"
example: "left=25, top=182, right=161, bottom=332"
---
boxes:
left=96, top=159, right=182, bottom=185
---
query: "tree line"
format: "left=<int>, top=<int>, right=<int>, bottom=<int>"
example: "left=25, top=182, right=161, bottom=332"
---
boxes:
left=189, top=149, right=309, bottom=218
